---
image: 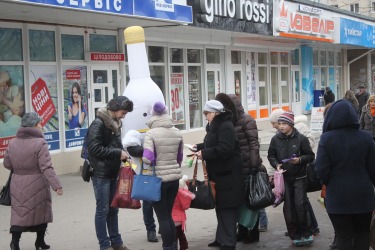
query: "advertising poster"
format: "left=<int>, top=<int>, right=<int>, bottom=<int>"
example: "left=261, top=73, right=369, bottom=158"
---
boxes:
left=246, top=52, right=256, bottom=110
left=29, top=66, right=60, bottom=150
left=0, top=65, right=24, bottom=158
left=63, top=66, right=88, bottom=149
left=170, top=73, right=184, bottom=125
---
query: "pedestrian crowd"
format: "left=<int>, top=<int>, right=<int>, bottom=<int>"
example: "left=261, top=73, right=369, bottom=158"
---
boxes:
left=2, top=84, right=375, bottom=250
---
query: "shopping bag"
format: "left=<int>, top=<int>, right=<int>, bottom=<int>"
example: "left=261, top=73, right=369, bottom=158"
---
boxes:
left=237, top=203, right=259, bottom=230
left=187, top=158, right=216, bottom=210
left=246, top=172, right=275, bottom=210
left=111, top=166, right=141, bottom=209
left=0, top=171, right=12, bottom=206
left=273, top=170, right=285, bottom=207
left=131, top=163, right=162, bottom=202
left=306, top=160, right=322, bottom=193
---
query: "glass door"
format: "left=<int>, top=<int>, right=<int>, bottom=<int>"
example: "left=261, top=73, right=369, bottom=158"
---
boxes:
left=291, top=66, right=301, bottom=115
left=206, top=67, right=221, bottom=101
left=90, top=65, right=119, bottom=122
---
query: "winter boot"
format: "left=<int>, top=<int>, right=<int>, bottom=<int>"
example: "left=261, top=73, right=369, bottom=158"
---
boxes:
left=176, top=225, right=188, bottom=250
left=236, top=224, right=248, bottom=242
left=10, top=232, right=21, bottom=250
left=35, top=228, right=50, bottom=250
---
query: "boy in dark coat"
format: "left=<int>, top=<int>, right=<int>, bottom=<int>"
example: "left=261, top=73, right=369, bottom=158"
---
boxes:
left=267, top=111, right=315, bottom=246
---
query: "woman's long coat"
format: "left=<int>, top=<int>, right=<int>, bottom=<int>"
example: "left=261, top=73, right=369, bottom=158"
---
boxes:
left=3, top=127, right=62, bottom=227
left=197, top=112, right=244, bottom=209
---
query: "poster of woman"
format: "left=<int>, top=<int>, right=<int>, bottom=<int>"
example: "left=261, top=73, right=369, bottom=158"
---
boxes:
left=67, top=81, right=86, bottom=129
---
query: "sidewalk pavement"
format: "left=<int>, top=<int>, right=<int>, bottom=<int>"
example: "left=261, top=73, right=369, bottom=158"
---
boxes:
left=1, top=116, right=334, bottom=250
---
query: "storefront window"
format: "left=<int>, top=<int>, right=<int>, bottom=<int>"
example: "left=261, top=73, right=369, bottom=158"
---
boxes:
left=291, top=49, right=299, bottom=65
left=29, top=30, right=56, bottom=61
left=206, top=49, right=220, bottom=63
left=258, top=53, right=267, bottom=64
left=231, top=51, right=241, bottom=64
left=313, top=51, right=318, bottom=65
left=170, top=66, right=185, bottom=130
left=270, top=52, right=278, bottom=65
left=320, top=51, right=327, bottom=66
left=280, top=52, right=289, bottom=65
left=188, top=49, right=201, bottom=63
left=90, top=34, right=117, bottom=53
left=281, top=67, right=289, bottom=103
left=321, top=68, right=327, bottom=88
left=259, top=66, right=268, bottom=106
left=188, top=66, right=202, bottom=128
left=271, top=67, right=279, bottom=104
left=170, top=48, right=183, bottom=63
left=148, top=46, right=164, bottom=63
left=0, top=28, right=22, bottom=61
left=61, top=34, right=84, bottom=60
left=335, top=52, right=342, bottom=66
left=150, top=65, right=166, bottom=97
left=234, top=71, right=241, bottom=96
left=328, top=51, right=334, bottom=66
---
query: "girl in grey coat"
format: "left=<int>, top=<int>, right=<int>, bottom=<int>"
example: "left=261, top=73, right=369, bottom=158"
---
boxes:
left=4, top=112, right=63, bottom=250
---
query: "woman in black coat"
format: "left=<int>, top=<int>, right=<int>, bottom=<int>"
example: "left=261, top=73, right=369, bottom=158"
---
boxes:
left=195, top=100, right=244, bottom=250
left=316, top=100, right=375, bottom=250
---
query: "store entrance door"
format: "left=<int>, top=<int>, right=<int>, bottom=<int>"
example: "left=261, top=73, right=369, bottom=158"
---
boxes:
left=206, top=68, right=221, bottom=100
left=90, top=65, right=120, bottom=122
left=291, top=66, right=301, bottom=116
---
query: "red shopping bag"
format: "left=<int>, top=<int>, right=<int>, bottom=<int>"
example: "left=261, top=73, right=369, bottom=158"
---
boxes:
left=111, top=167, right=141, bottom=209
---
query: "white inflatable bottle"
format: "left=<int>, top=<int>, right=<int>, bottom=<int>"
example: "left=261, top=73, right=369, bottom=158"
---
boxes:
left=122, top=26, right=165, bottom=135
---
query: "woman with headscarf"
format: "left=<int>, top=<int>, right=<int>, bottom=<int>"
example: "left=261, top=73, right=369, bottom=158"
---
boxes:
left=194, top=100, right=243, bottom=250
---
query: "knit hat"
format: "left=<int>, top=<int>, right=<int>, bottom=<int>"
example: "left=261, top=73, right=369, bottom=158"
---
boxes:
left=151, top=101, right=168, bottom=116
left=269, top=109, right=285, bottom=123
left=278, top=111, right=294, bottom=127
left=107, top=96, right=133, bottom=112
left=359, top=84, right=365, bottom=89
left=21, top=112, right=42, bottom=127
left=204, top=100, right=224, bottom=113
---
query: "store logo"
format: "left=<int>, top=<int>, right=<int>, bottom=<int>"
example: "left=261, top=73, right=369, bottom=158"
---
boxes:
left=344, top=27, right=362, bottom=37
left=155, top=0, right=174, bottom=12
left=196, top=0, right=270, bottom=24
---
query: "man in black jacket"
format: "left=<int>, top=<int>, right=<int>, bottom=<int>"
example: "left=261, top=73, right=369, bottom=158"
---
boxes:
left=267, top=111, right=315, bottom=247
left=87, top=96, right=133, bottom=250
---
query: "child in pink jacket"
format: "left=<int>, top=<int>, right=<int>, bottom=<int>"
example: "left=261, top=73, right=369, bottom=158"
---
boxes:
left=172, top=175, right=195, bottom=250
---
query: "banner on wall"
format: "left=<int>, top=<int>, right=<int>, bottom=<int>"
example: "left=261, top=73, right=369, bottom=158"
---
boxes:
left=0, top=66, right=25, bottom=158
left=246, top=52, right=256, bottom=110
left=30, top=66, right=60, bottom=150
left=170, top=73, right=184, bottom=125
left=63, top=66, right=88, bottom=149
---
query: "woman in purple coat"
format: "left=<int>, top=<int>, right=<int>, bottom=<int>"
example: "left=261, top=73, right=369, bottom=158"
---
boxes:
left=4, top=112, right=63, bottom=250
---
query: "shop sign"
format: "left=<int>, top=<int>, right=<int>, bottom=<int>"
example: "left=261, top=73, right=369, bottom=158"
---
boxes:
left=66, top=70, right=81, bottom=79
left=31, top=78, right=57, bottom=127
left=310, top=107, right=325, bottom=133
left=339, top=18, right=375, bottom=48
left=19, top=0, right=192, bottom=23
left=170, top=73, right=185, bottom=125
left=274, top=0, right=335, bottom=43
left=196, top=0, right=270, bottom=24
left=90, top=53, right=125, bottom=61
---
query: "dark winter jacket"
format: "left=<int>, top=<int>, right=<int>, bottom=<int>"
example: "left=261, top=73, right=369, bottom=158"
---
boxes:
left=359, top=104, right=375, bottom=138
left=87, top=107, right=123, bottom=179
left=267, top=129, right=314, bottom=181
left=356, top=91, right=370, bottom=112
left=197, top=111, right=244, bottom=209
left=324, top=90, right=335, bottom=105
left=316, top=100, right=375, bottom=214
left=229, top=94, right=262, bottom=175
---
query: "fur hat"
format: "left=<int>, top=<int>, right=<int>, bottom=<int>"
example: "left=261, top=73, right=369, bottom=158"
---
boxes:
left=278, top=111, right=295, bottom=127
left=21, top=112, right=42, bottom=127
left=204, top=100, right=224, bottom=113
left=269, top=109, right=285, bottom=123
left=107, top=96, right=133, bottom=112
left=179, top=175, right=189, bottom=189
left=151, top=101, right=168, bottom=116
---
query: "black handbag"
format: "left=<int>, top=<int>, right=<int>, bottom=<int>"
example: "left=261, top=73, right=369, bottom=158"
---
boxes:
left=187, top=159, right=216, bottom=210
left=0, top=171, right=12, bottom=206
left=246, top=172, right=275, bottom=210
left=82, top=159, right=93, bottom=182
left=306, top=160, right=322, bottom=193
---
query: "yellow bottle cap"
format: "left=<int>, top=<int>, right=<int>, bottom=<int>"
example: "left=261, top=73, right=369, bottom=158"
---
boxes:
left=124, top=26, right=145, bottom=44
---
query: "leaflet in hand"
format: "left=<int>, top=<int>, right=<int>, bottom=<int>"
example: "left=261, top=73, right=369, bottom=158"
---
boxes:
left=281, top=154, right=297, bottom=163
left=184, top=144, right=197, bottom=152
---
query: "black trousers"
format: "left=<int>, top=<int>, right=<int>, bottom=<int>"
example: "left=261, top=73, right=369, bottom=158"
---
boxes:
left=283, top=178, right=312, bottom=240
left=328, top=212, right=372, bottom=250
left=152, top=180, right=179, bottom=248
left=215, top=206, right=238, bottom=247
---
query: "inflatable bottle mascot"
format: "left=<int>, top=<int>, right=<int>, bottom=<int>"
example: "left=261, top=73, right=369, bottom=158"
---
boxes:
left=122, top=26, right=165, bottom=170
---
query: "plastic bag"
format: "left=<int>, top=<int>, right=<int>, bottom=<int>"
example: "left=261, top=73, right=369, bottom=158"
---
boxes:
left=111, top=167, right=141, bottom=209
left=273, top=170, right=285, bottom=207
left=237, top=203, right=259, bottom=229
left=246, top=172, right=275, bottom=210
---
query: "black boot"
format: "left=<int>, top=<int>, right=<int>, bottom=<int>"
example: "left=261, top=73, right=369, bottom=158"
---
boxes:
left=176, top=225, right=188, bottom=250
left=35, top=229, right=50, bottom=250
left=236, top=224, right=248, bottom=242
left=10, top=232, right=21, bottom=250
left=329, top=234, right=337, bottom=249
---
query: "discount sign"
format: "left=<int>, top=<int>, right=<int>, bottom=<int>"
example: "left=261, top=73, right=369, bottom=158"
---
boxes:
left=170, top=73, right=184, bottom=124
left=31, top=78, right=56, bottom=127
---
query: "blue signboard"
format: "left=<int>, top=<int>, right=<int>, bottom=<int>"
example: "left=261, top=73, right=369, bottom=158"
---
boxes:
left=65, top=128, right=88, bottom=149
left=44, top=131, right=60, bottom=151
left=19, top=0, right=192, bottom=23
left=340, top=18, right=375, bottom=48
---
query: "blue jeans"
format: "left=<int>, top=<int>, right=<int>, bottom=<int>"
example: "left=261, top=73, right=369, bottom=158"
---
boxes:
left=143, top=200, right=156, bottom=232
left=92, top=177, right=123, bottom=250
left=259, top=208, right=268, bottom=227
